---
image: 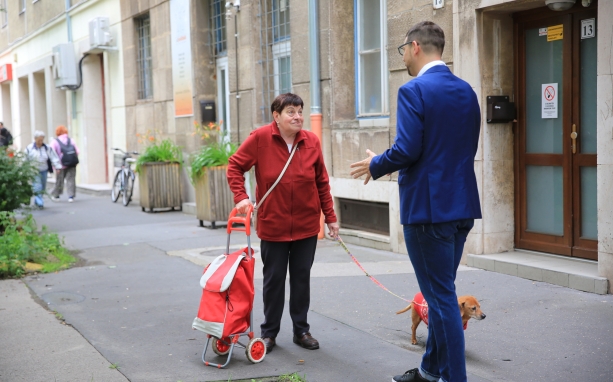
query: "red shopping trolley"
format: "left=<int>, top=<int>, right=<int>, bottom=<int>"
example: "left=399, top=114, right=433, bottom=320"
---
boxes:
left=191, top=205, right=266, bottom=368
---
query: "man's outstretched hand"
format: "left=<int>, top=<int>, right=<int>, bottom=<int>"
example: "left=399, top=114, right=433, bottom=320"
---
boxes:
left=350, top=149, right=377, bottom=185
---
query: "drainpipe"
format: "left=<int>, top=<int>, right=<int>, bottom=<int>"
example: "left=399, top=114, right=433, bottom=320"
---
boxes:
left=65, top=0, right=76, bottom=120
left=308, top=0, right=324, bottom=239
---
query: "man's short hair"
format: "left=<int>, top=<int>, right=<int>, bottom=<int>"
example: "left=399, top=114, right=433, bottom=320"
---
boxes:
left=34, top=130, right=46, bottom=139
left=406, top=21, right=445, bottom=56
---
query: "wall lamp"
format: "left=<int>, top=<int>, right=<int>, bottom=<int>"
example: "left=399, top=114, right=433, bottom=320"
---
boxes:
left=545, top=0, right=591, bottom=11
left=545, top=0, right=575, bottom=11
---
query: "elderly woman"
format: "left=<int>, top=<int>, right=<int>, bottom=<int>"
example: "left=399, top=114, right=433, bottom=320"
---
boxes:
left=50, top=125, right=80, bottom=203
left=25, top=131, right=62, bottom=208
left=227, top=93, right=340, bottom=353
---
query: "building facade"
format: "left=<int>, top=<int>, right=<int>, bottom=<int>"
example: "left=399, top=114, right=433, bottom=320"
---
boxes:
left=36, top=0, right=605, bottom=294
left=2, top=1, right=610, bottom=293
left=0, top=0, right=126, bottom=187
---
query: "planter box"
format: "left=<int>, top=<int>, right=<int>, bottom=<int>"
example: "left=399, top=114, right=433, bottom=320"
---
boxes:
left=139, top=162, right=182, bottom=212
left=195, top=165, right=235, bottom=228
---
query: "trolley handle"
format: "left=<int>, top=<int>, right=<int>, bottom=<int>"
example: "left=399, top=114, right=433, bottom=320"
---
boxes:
left=227, top=205, right=253, bottom=236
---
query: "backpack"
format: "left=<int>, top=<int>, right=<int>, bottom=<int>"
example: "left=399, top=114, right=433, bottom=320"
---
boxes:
left=0, top=127, right=12, bottom=147
left=57, top=137, right=79, bottom=167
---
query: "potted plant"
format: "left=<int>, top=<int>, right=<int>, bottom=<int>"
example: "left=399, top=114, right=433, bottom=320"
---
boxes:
left=190, top=121, right=237, bottom=228
left=135, top=131, right=183, bottom=212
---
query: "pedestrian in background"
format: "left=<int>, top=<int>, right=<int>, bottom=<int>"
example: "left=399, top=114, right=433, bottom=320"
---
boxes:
left=350, top=21, right=481, bottom=382
left=50, top=125, right=80, bottom=203
left=227, top=93, right=340, bottom=354
left=0, top=121, right=13, bottom=149
left=25, top=131, right=62, bottom=209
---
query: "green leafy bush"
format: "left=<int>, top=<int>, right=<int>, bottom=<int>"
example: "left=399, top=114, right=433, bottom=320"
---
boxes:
left=189, top=140, right=237, bottom=183
left=0, top=212, right=75, bottom=278
left=0, top=151, right=38, bottom=213
left=135, top=135, right=183, bottom=173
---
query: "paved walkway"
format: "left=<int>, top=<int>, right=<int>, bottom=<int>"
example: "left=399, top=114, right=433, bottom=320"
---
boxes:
left=1, top=193, right=613, bottom=381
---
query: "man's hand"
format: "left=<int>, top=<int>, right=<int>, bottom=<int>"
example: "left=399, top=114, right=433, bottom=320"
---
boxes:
left=350, top=149, right=377, bottom=185
left=327, top=222, right=340, bottom=239
left=235, top=198, right=253, bottom=215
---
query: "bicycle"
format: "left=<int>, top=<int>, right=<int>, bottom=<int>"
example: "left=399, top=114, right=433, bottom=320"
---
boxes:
left=111, top=148, right=139, bottom=206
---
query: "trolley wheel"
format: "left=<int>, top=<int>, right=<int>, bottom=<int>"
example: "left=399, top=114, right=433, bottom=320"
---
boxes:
left=211, top=337, right=231, bottom=356
left=245, top=338, right=266, bottom=363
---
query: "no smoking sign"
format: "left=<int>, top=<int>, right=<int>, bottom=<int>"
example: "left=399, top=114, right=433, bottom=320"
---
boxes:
left=542, top=83, right=558, bottom=119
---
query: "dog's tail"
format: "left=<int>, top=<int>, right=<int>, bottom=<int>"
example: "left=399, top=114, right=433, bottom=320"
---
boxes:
left=396, top=304, right=412, bottom=315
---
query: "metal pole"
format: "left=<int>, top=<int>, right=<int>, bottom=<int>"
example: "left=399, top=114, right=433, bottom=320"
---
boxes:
left=308, top=0, right=324, bottom=239
left=308, top=0, right=321, bottom=115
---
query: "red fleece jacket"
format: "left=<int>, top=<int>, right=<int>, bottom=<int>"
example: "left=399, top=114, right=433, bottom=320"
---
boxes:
left=227, top=122, right=337, bottom=242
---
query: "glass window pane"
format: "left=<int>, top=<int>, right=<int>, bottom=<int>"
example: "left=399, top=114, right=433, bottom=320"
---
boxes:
left=273, top=0, right=290, bottom=42
left=581, top=166, right=597, bottom=240
left=580, top=33, right=597, bottom=154
left=360, top=52, right=382, bottom=114
left=526, top=165, right=564, bottom=235
left=525, top=28, right=563, bottom=154
left=279, top=56, right=291, bottom=94
left=358, top=0, right=380, bottom=51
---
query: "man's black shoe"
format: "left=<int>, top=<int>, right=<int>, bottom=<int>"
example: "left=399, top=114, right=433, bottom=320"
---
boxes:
left=262, top=337, right=275, bottom=353
left=293, top=332, right=319, bottom=350
left=392, top=368, right=430, bottom=382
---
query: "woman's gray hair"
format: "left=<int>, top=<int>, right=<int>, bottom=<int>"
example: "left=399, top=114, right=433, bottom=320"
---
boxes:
left=34, top=130, right=46, bottom=138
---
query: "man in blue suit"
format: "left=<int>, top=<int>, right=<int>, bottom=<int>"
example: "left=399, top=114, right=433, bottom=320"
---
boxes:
left=350, top=21, right=481, bottom=382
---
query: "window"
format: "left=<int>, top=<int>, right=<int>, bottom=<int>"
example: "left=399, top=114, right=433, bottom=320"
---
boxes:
left=210, top=0, right=227, bottom=57
left=1, top=0, right=7, bottom=27
left=135, top=14, right=153, bottom=100
left=258, top=0, right=292, bottom=123
left=20, top=0, right=25, bottom=14
left=355, top=0, right=388, bottom=116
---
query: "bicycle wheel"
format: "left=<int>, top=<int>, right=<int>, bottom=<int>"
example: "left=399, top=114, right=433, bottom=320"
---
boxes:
left=122, top=171, right=134, bottom=206
left=111, top=171, right=122, bottom=202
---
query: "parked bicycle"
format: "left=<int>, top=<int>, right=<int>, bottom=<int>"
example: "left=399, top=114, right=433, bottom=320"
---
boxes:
left=111, top=148, right=139, bottom=206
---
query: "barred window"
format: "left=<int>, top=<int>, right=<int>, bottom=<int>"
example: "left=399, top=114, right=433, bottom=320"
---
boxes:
left=258, top=0, right=292, bottom=123
left=2, top=0, right=8, bottom=27
left=210, top=0, right=227, bottom=57
left=356, top=0, right=388, bottom=116
left=136, top=14, right=153, bottom=100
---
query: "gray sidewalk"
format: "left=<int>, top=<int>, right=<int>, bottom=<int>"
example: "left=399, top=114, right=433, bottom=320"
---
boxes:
left=1, top=193, right=612, bottom=381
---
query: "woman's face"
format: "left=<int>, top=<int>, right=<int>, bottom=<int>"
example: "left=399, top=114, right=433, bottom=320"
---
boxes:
left=35, top=136, right=45, bottom=147
left=274, top=105, right=303, bottom=137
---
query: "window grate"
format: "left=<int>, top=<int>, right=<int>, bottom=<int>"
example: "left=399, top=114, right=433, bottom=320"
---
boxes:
left=210, top=0, right=227, bottom=57
left=136, top=15, right=153, bottom=100
left=339, top=198, right=390, bottom=235
left=258, top=0, right=292, bottom=124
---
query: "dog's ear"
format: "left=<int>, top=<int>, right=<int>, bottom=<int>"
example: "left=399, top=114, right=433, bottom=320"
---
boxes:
left=461, top=302, right=465, bottom=308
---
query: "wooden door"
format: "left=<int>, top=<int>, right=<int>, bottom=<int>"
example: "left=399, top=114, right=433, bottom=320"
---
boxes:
left=514, top=4, right=598, bottom=260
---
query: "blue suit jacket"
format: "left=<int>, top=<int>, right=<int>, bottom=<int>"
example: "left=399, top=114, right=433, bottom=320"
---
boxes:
left=370, top=65, right=482, bottom=225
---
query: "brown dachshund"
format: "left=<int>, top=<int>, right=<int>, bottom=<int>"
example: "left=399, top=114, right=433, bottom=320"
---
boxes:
left=396, top=292, right=486, bottom=345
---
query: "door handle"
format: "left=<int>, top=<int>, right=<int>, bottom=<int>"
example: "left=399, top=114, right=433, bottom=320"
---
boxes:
left=571, top=124, right=578, bottom=154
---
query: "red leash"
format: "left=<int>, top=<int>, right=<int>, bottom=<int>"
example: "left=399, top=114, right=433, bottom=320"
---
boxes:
left=335, top=236, right=410, bottom=303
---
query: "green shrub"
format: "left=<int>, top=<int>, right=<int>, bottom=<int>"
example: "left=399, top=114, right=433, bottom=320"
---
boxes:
left=0, top=151, right=38, bottom=213
left=135, top=138, right=183, bottom=173
left=189, top=140, right=237, bottom=183
left=0, top=212, right=75, bottom=278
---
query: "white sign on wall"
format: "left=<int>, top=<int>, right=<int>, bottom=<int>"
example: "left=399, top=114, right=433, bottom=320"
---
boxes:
left=170, top=0, right=194, bottom=117
left=542, top=83, right=558, bottom=119
left=433, top=0, right=444, bottom=9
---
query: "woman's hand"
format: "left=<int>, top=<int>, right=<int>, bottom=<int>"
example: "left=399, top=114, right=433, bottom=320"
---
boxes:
left=327, top=222, right=340, bottom=239
left=235, top=199, right=253, bottom=214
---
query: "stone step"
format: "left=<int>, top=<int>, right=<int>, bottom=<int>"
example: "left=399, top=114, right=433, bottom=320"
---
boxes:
left=467, top=250, right=608, bottom=294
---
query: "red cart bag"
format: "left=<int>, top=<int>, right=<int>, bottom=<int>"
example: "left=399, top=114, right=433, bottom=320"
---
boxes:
left=192, top=247, right=255, bottom=339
